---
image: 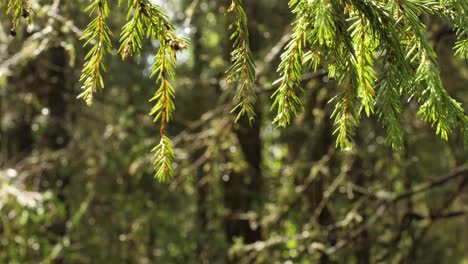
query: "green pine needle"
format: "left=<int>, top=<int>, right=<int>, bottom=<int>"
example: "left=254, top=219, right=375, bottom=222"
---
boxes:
left=78, top=0, right=112, bottom=105
left=226, top=0, right=257, bottom=124
left=152, top=135, right=175, bottom=182
left=6, top=0, right=34, bottom=32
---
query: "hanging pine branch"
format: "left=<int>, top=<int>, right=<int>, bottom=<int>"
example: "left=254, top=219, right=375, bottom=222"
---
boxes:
left=78, top=0, right=113, bottom=105
left=375, top=59, right=404, bottom=149
left=226, top=0, right=257, bottom=124
left=349, top=12, right=377, bottom=117
left=149, top=29, right=188, bottom=181
left=442, top=0, right=468, bottom=58
left=327, top=4, right=361, bottom=149
left=396, top=0, right=466, bottom=142
left=149, top=36, right=178, bottom=181
left=271, top=0, right=468, bottom=149
left=271, top=1, right=312, bottom=127
left=118, top=1, right=146, bottom=60
left=5, top=0, right=34, bottom=36
left=117, top=0, right=188, bottom=181
left=4, top=0, right=467, bottom=179
left=349, top=0, right=411, bottom=148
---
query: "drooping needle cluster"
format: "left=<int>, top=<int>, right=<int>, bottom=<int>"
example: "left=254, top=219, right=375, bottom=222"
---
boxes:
left=271, top=0, right=468, bottom=149
left=3, top=0, right=467, bottom=180
left=79, top=0, right=188, bottom=181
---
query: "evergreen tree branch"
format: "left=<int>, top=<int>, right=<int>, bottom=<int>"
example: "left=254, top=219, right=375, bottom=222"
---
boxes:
left=375, top=58, right=404, bottom=148
left=397, top=0, right=467, bottom=142
left=349, top=12, right=377, bottom=116
left=119, top=0, right=146, bottom=60
left=271, top=0, right=312, bottom=127
left=117, top=0, right=189, bottom=180
left=328, top=3, right=360, bottom=149
left=349, top=0, right=412, bottom=148
left=6, top=0, right=34, bottom=36
left=441, top=0, right=468, bottom=58
left=226, top=0, right=257, bottom=124
left=143, top=3, right=188, bottom=181
left=78, top=0, right=112, bottom=105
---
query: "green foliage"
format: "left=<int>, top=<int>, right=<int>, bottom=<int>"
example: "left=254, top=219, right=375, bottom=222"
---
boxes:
left=396, top=0, right=466, bottom=142
left=327, top=2, right=361, bottom=149
left=4, top=0, right=33, bottom=37
left=271, top=1, right=310, bottom=127
left=4, top=0, right=467, bottom=177
left=1, top=0, right=467, bottom=263
left=78, top=0, right=112, bottom=105
left=375, top=61, right=404, bottom=148
left=149, top=32, right=180, bottom=181
left=349, top=12, right=377, bottom=117
left=73, top=0, right=189, bottom=180
left=118, top=1, right=147, bottom=60
left=271, top=0, right=468, bottom=149
left=442, top=0, right=468, bottom=58
left=152, top=135, right=175, bottom=181
left=118, top=0, right=188, bottom=180
left=226, top=0, right=257, bottom=124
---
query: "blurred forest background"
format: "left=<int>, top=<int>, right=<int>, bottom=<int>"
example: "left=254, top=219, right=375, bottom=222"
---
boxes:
left=0, top=0, right=467, bottom=263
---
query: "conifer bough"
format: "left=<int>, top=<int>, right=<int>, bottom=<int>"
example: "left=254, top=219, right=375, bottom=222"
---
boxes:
left=3, top=0, right=468, bottom=180
left=78, top=0, right=189, bottom=181
left=5, top=0, right=33, bottom=36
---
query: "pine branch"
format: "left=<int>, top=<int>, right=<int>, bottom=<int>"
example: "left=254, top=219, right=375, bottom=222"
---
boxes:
left=150, top=42, right=176, bottom=126
left=271, top=1, right=312, bottom=127
left=226, top=0, right=257, bottom=124
left=441, top=0, right=468, bottom=58
left=78, top=0, right=112, bottom=105
left=141, top=4, right=188, bottom=181
left=149, top=35, right=176, bottom=181
left=375, top=59, right=404, bottom=148
left=152, top=135, right=175, bottom=181
left=311, top=0, right=336, bottom=47
left=397, top=0, right=467, bottom=142
left=349, top=0, right=411, bottom=148
left=6, top=0, right=34, bottom=36
left=328, top=8, right=361, bottom=149
left=119, top=1, right=146, bottom=60
left=119, top=0, right=181, bottom=60
left=349, top=13, right=377, bottom=116
left=117, top=0, right=188, bottom=181
left=149, top=35, right=187, bottom=181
